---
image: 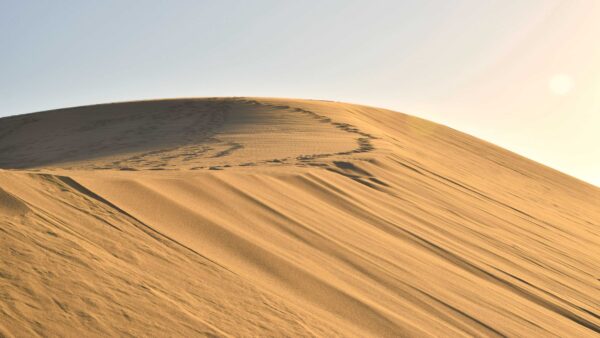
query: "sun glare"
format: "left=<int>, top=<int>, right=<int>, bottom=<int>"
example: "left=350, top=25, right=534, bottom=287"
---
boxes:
left=549, top=74, right=574, bottom=95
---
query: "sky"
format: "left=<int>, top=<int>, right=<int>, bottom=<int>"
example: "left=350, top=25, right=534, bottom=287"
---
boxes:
left=1, top=0, right=599, bottom=186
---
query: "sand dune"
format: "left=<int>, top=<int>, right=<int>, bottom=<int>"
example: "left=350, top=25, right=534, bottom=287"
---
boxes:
left=1, top=98, right=599, bottom=337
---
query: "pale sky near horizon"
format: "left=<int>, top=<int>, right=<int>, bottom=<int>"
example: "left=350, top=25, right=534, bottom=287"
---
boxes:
left=1, top=1, right=599, bottom=186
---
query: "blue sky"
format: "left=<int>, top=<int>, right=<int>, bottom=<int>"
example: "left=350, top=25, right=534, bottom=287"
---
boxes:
left=1, top=1, right=599, bottom=185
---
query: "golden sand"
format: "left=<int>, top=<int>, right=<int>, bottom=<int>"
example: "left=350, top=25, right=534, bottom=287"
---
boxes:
left=1, top=98, right=598, bottom=336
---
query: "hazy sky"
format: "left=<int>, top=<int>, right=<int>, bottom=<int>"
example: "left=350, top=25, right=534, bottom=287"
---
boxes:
left=1, top=1, right=599, bottom=186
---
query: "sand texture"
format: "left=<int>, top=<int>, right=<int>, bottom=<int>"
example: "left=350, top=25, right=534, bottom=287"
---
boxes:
left=0, top=98, right=599, bottom=337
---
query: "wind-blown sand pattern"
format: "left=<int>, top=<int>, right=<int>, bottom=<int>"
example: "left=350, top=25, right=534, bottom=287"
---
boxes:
left=0, top=98, right=599, bottom=337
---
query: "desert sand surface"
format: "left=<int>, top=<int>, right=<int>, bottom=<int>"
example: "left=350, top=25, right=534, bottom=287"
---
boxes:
left=0, top=98, right=599, bottom=337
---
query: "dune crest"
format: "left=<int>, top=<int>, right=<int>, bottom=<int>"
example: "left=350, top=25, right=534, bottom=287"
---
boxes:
left=0, top=98, right=599, bottom=337
left=0, top=186, right=30, bottom=217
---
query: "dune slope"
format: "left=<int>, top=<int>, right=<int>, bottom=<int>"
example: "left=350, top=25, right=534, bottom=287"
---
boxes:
left=1, top=98, right=599, bottom=337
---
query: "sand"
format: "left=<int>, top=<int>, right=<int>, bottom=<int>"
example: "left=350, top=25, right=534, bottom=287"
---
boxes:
left=0, top=98, right=598, bottom=337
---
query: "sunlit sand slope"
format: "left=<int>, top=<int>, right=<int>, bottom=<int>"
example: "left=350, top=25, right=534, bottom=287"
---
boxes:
left=1, top=98, right=599, bottom=337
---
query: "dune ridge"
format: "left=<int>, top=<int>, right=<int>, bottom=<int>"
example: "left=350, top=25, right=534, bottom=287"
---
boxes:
left=0, top=98, right=599, bottom=337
